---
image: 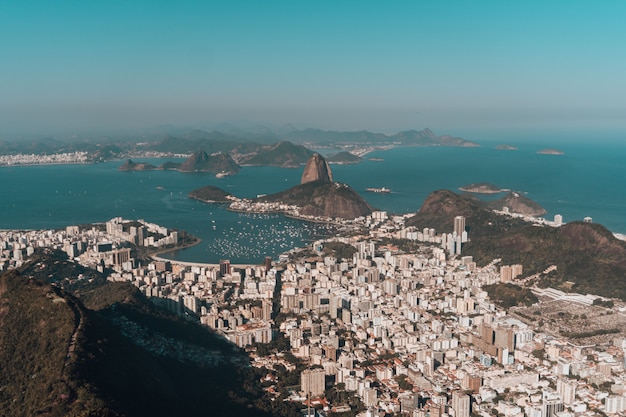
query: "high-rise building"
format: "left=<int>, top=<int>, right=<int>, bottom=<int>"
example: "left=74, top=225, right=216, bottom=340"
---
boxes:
left=451, top=391, right=471, bottom=417
left=264, top=256, right=272, bottom=272
left=511, top=264, right=523, bottom=279
left=461, top=374, right=482, bottom=393
left=500, top=265, right=512, bottom=282
left=454, top=216, right=466, bottom=236
left=556, top=378, right=576, bottom=405
left=219, top=259, right=231, bottom=276
left=542, top=391, right=564, bottom=417
left=301, top=368, right=325, bottom=397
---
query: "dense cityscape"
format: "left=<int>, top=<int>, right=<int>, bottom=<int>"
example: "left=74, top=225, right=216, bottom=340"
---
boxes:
left=3, top=202, right=626, bottom=417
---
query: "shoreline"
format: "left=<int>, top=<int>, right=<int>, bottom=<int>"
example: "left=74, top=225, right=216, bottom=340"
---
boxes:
left=226, top=206, right=345, bottom=226
left=147, top=236, right=203, bottom=259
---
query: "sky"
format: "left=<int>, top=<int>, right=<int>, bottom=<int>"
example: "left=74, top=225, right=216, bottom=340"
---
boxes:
left=1, top=0, right=626, bottom=136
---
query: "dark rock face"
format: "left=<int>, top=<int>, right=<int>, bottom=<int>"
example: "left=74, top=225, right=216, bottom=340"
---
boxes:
left=258, top=180, right=372, bottom=220
left=254, top=152, right=370, bottom=219
left=298, top=182, right=371, bottom=219
left=119, top=159, right=156, bottom=171
left=301, top=153, right=333, bottom=184
left=178, top=151, right=240, bottom=174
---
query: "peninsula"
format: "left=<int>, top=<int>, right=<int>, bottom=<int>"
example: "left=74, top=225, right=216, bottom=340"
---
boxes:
left=326, top=151, right=362, bottom=164
left=486, top=191, right=547, bottom=217
left=188, top=185, right=233, bottom=203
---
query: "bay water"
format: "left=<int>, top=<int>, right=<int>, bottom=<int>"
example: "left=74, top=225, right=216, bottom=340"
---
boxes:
left=2, top=138, right=625, bottom=263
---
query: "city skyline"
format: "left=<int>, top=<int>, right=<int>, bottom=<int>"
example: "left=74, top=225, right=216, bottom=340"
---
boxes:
left=2, top=1, right=626, bottom=135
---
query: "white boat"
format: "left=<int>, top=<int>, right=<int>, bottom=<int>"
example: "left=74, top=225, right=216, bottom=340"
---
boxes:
left=365, top=187, right=391, bottom=193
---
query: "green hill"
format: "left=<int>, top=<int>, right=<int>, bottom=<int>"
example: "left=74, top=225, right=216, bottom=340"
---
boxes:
left=178, top=151, right=241, bottom=174
left=407, top=190, right=626, bottom=299
left=238, top=140, right=313, bottom=167
left=189, top=185, right=233, bottom=203
left=0, top=254, right=300, bottom=417
left=327, top=151, right=362, bottom=164
left=258, top=180, right=373, bottom=219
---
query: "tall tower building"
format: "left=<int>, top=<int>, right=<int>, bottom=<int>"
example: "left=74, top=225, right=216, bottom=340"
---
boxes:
left=556, top=378, right=576, bottom=405
left=500, top=265, right=513, bottom=282
left=264, top=256, right=272, bottom=273
left=451, top=391, right=471, bottom=417
left=454, top=216, right=466, bottom=237
left=301, top=368, right=326, bottom=397
left=219, top=259, right=231, bottom=276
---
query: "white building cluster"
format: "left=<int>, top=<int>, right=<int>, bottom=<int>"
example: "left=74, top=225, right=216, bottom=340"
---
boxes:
left=3, top=210, right=626, bottom=417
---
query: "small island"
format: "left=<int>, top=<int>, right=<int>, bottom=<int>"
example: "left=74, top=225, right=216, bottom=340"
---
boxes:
left=459, top=182, right=503, bottom=194
left=496, top=144, right=518, bottom=150
left=118, top=159, right=156, bottom=171
left=537, top=148, right=564, bottom=155
left=188, top=185, right=233, bottom=203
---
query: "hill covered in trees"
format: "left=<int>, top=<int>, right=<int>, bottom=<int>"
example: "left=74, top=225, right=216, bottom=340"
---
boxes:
left=407, top=189, right=626, bottom=299
left=0, top=251, right=301, bottom=417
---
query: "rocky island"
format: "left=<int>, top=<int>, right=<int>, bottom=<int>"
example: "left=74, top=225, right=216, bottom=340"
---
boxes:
left=496, top=144, right=518, bottom=150
left=537, top=148, right=564, bottom=155
left=458, top=182, right=503, bottom=194
left=118, top=159, right=156, bottom=171
left=256, top=153, right=373, bottom=219
left=178, top=151, right=241, bottom=175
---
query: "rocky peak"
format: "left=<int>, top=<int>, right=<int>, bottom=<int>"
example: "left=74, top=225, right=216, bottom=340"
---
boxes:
left=301, top=153, right=333, bottom=184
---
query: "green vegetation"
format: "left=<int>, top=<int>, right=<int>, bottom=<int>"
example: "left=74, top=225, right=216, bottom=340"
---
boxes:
left=409, top=190, right=626, bottom=300
left=323, top=241, right=357, bottom=260
left=561, top=328, right=620, bottom=339
left=394, top=374, right=413, bottom=391
left=178, top=150, right=240, bottom=173
left=0, top=255, right=301, bottom=417
left=258, top=180, right=373, bottom=219
left=241, top=141, right=312, bottom=167
left=188, top=185, right=233, bottom=203
left=326, top=151, right=362, bottom=164
left=483, top=283, right=538, bottom=308
left=592, top=298, right=615, bottom=308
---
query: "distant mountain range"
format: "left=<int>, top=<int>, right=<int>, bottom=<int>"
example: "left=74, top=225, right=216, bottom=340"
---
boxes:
left=0, top=127, right=478, bottom=160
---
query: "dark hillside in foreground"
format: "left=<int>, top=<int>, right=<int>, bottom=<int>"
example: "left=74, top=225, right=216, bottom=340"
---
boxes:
left=407, top=190, right=626, bottom=299
left=0, top=255, right=299, bottom=417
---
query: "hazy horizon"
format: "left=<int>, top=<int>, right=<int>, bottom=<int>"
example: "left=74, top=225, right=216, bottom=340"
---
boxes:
left=2, top=1, right=626, bottom=137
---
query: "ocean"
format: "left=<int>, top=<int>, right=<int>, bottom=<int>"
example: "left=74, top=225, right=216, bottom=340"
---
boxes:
left=2, top=137, right=625, bottom=263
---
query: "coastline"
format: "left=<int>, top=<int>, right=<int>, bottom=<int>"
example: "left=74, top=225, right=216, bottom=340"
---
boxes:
left=458, top=187, right=503, bottom=194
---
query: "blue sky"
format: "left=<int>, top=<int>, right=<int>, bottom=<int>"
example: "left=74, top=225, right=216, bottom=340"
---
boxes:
left=1, top=0, right=625, bottom=135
